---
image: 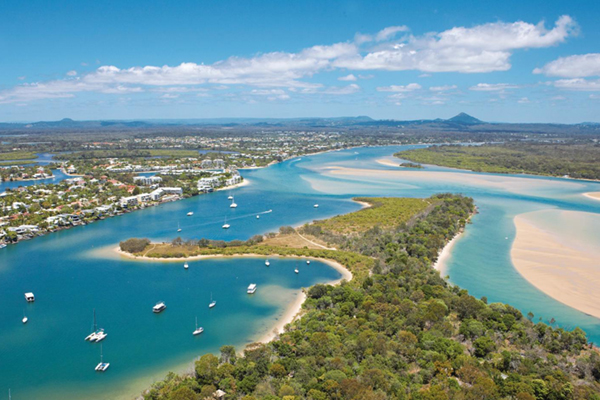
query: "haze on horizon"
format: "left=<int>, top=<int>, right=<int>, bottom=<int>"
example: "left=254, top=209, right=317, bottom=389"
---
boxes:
left=1, top=0, right=599, bottom=123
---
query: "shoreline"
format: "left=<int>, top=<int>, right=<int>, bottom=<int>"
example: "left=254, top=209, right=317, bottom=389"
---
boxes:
left=432, top=231, right=464, bottom=277
left=583, top=192, right=600, bottom=201
left=216, top=178, right=250, bottom=191
left=511, top=211, right=600, bottom=319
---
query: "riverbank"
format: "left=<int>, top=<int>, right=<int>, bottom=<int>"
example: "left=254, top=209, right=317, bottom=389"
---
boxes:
left=433, top=231, right=463, bottom=277
left=216, top=177, right=250, bottom=191
left=511, top=210, right=600, bottom=319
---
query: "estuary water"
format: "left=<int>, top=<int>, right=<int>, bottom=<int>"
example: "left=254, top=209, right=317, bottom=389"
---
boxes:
left=1, top=145, right=600, bottom=399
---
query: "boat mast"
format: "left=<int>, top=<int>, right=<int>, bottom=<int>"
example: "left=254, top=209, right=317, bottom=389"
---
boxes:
left=93, top=309, right=97, bottom=332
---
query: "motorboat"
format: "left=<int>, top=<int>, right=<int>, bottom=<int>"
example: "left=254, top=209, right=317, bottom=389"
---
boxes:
left=247, top=284, right=257, bottom=294
left=187, top=211, right=194, bottom=216
left=24, top=292, right=35, bottom=302
left=313, top=204, right=319, bottom=208
left=153, top=302, right=167, bottom=313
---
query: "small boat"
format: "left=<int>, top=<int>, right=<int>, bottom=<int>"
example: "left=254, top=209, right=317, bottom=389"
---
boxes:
left=187, top=211, right=194, bottom=216
left=306, top=260, right=310, bottom=265
left=256, top=215, right=260, bottom=219
left=153, top=302, right=167, bottom=313
left=95, top=344, right=110, bottom=371
left=85, top=309, right=99, bottom=341
left=0, top=243, right=6, bottom=249
left=193, top=317, right=204, bottom=336
left=22, top=316, right=28, bottom=324
left=208, top=293, right=216, bottom=308
left=265, top=260, right=270, bottom=266
left=85, top=332, right=98, bottom=341
left=313, top=204, right=319, bottom=208
left=230, top=196, right=238, bottom=208
left=228, top=195, right=233, bottom=200
left=177, top=222, right=182, bottom=232
left=247, top=284, right=257, bottom=294
left=184, top=262, right=189, bottom=269
left=24, top=292, right=35, bottom=302
left=222, top=218, right=230, bottom=229
left=295, top=268, right=299, bottom=274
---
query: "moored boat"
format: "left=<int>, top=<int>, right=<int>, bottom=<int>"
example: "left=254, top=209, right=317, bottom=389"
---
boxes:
left=247, top=284, right=257, bottom=294
left=153, top=302, right=167, bottom=313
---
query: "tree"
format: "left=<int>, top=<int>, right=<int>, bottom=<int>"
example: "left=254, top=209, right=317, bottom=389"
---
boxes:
left=194, top=354, right=219, bottom=386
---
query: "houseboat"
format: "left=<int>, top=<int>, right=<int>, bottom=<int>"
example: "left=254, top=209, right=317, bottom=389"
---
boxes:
left=153, top=302, right=167, bottom=313
left=247, top=284, right=257, bottom=294
left=24, top=292, right=35, bottom=302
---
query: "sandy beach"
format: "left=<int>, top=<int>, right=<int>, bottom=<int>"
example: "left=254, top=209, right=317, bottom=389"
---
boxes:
left=433, top=231, right=464, bottom=277
left=583, top=192, right=600, bottom=201
left=216, top=178, right=250, bottom=191
left=511, top=210, right=600, bottom=319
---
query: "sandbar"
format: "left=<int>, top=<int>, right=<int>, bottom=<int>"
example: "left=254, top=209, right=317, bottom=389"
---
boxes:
left=583, top=192, right=600, bottom=201
left=511, top=210, right=600, bottom=319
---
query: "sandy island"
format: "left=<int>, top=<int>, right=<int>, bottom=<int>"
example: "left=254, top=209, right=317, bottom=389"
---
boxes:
left=511, top=210, right=600, bottom=319
left=115, top=248, right=352, bottom=343
left=583, top=192, right=600, bottom=201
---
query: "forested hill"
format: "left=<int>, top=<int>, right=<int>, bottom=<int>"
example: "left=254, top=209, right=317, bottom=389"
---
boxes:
left=395, top=143, right=600, bottom=180
left=142, top=196, right=600, bottom=400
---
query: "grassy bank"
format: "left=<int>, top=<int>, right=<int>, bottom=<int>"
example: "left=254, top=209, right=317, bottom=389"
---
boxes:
left=396, top=143, right=600, bottom=180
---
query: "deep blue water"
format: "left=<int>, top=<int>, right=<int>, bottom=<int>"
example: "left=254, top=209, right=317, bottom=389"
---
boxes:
left=1, top=145, right=600, bottom=399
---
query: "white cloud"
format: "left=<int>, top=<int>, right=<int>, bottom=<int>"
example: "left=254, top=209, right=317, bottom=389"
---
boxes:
left=335, top=16, right=577, bottom=73
left=17, top=76, right=26, bottom=81
left=469, top=83, right=519, bottom=91
left=66, top=70, right=77, bottom=76
left=338, top=74, right=357, bottom=81
left=0, top=16, right=577, bottom=103
left=552, top=78, right=600, bottom=91
left=322, top=84, right=360, bottom=95
left=377, top=83, right=421, bottom=92
left=429, top=85, right=457, bottom=91
left=518, top=97, right=530, bottom=103
left=161, top=93, right=179, bottom=99
left=534, top=53, right=600, bottom=78
left=250, top=88, right=290, bottom=100
left=375, top=26, right=409, bottom=42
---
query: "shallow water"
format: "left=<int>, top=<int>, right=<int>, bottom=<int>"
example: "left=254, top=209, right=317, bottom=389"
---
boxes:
left=2, top=145, right=600, bottom=398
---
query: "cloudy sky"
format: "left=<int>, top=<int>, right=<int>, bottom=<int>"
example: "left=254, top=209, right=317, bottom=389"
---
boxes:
left=1, top=0, right=599, bottom=123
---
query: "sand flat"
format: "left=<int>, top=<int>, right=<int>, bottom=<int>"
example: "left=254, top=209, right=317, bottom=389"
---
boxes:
left=584, top=192, right=600, bottom=201
left=511, top=210, right=600, bottom=319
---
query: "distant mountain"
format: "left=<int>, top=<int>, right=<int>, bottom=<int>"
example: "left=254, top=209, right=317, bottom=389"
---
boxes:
left=447, top=112, right=482, bottom=125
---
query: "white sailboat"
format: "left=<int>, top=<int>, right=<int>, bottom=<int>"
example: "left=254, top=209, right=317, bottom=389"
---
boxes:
left=184, top=262, right=189, bottom=269
left=230, top=196, right=238, bottom=208
left=177, top=222, right=182, bottom=232
left=193, top=317, right=204, bottom=335
left=187, top=211, right=194, bottom=216
left=208, top=293, right=216, bottom=308
left=227, top=195, right=233, bottom=200
left=265, top=259, right=270, bottom=266
left=85, top=309, right=101, bottom=341
left=95, top=344, right=110, bottom=371
left=313, top=204, right=319, bottom=208
left=294, top=261, right=299, bottom=274
left=222, top=217, right=230, bottom=229
left=22, top=311, right=28, bottom=324
left=306, top=260, right=310, bottom=265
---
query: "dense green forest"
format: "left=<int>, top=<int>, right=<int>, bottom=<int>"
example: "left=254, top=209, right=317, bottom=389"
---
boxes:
left=395, top=143, right=600, bottom=180
left=139, top=195, right=600, bottom=400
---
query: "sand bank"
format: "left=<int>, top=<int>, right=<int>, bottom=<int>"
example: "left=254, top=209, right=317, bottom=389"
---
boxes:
left=433, top=231, right=464, bottom=277
left=217, top=178, right=250, bottom=191
left=511, top=210, right=600, bottom=319
left=583, top=192, right=600, bottom=201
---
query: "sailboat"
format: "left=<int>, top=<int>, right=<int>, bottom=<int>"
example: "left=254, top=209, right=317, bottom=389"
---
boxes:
left=294, top=262, right=299, bottom=274
left=227, top=194, right=233, bottom=200
left=22, top=310, right=28, bottom=324
left=95, top=344, right=110, bottom=371
left=306, top=260, right=310, bottom=265
left=222, top=217, right=230, bottom=229
left=85, top=309, right=99, bottom=341
left=208, top=293, right=216, bottom=308
left=265, top=259, right=270, bottom=266
left=230, top=196, right=238, bottom=208
left=193, top=317, right=204, bottom=335
left=184, top=261, right=189, bottom=269
left=177, top=222, right=182, bottom=232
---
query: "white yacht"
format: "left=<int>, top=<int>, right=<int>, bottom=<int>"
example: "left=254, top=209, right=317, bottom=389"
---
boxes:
left=184, top=262, right=189, bottom=269
left=247, top=284, right=257, bottom=294
left=177, top=222, right=182, bottom=232
left=187, top=211, right=194, bottom=216
left=22, top=316, right=28, bottom=324
left=153, top=302, right=167, bottom=313
left=313, top=204, right=319, bottom=208
left=222, top=218, right=230, bottom=229
left=228, top=195, right=233, bottom=200
left=208, top=293, right=216, bottom=308
left=193, top=317, right=204, bottom=336
left=265, top=260, right=270, bottom=266
left=256, top=215, right=260, bottom=219
left=24, top=292, right=35, bottom=302
left=0, top=243, right=6, bottom=249
left=306, top=260, right=310, bottom=265
left=230, top=196, right=238, bottom=208
left=93, top=329, right=107, bottom=342
left=95, top=345, right=110, bottom=371
left=295, top=267, right=299, bottom=274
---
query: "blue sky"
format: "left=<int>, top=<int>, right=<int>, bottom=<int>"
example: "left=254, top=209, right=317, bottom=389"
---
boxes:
left=1, top=0, right=599, bottom=123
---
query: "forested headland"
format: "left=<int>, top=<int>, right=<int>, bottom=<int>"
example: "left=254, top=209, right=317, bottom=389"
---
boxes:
left=132, top=195, right=600, bottom=400
left=395, top=143, right=600, bottom=180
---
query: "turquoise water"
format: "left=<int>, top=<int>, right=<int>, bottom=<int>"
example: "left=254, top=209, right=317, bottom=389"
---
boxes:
left=2, top=145, right=600, bottom=398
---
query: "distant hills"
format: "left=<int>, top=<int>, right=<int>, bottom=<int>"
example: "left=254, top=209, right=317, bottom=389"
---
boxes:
left=1, top=113, right=598, bottom=133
